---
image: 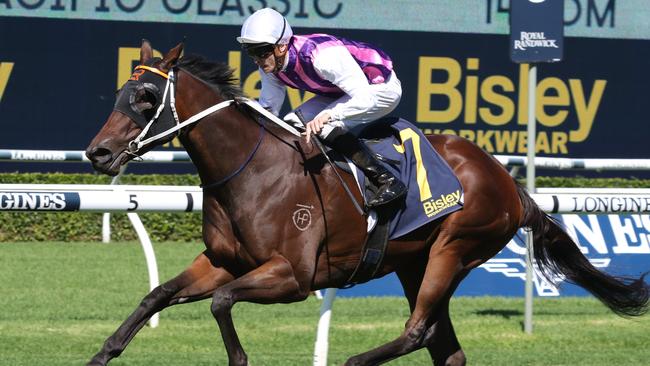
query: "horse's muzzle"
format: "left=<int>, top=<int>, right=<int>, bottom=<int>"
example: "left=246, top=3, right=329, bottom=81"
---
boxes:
left=86, top=143, right=123, bottom=176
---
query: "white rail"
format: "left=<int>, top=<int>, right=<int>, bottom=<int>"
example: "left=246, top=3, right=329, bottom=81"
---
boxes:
left=0, top=184, right=202, bottom=212
left=495, top=155, right=650, bottom=170
left=0, top=149, right=191, bottom=163
left=2, top=184, right=650, bottom=362
left=0, top=184, right=203, bottom=328
left=3, top=149, right=650, bottom=170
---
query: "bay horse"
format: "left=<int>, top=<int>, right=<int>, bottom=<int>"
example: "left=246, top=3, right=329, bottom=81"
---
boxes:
left=85, top=41, right=648, bottom=366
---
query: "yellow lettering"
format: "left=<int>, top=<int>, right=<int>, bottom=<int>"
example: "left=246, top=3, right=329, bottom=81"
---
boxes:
left=458, top=129, right=475, bottom=141
left=464, top=58, right=479, bottom=124
left=494, top=130, right=519, bottom=153
left=518, top=63, right=529, bottom=125
left=569, top=79, right=606, bottom=142
left=117, top=47, right=163, bottom=89
left=480, top=75, right=515, bottom=126
left=537, top=77, right=570, bottom=127
left=162, top=137, right=183, bottom=148
left=242, top=71, right=262, bottom=99
left=476, top=130, right=495, bottom=152
left=518, top=131, right=528, bottom=153
left=228, top=51, right=241, bottom=84
left=417, top=57, right=462, bottom=123
left=287, top=89, right=315, bottom=110
left=536, top=131, right=551, bottom=153
left=0, top=62, right=14, bottom=102
left=552, top=132, right=568, bottom=154
left=423, top=201, right=435, bottom=216
left=423, top=128, right=571, bottom=155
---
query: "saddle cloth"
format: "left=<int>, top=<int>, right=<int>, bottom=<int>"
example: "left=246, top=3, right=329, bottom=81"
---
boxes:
left=249, top=101, right=464, bottom=240
left=355, top=118, right=464, bottom=239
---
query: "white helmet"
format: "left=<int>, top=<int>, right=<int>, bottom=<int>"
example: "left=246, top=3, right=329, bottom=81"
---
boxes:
left=237, top=8, right=293, bottom=45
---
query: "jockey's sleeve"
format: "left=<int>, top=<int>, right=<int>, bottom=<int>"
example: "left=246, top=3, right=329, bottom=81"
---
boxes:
left=313, top=46, right=377, bottom=121
left=258, top=68, right=287, bottom=116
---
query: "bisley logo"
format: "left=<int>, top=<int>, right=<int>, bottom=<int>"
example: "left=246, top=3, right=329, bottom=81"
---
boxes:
left=422, top=189, right=461, bottom=217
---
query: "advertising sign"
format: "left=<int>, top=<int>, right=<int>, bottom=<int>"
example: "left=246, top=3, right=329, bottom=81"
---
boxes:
left=510, top=0, right=564, bottom=63
left=338, top=213, right=650, bottom=297
left=0, top=1, right=647, bottom=176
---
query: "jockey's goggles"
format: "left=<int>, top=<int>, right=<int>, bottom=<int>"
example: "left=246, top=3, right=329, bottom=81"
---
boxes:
left=244, top=43, right=275, bottom=59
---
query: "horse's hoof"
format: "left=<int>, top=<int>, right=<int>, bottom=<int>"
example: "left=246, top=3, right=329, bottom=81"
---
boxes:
left=343, top=357, right=364, bottom=366
left=86, top=358, right=106, bottom=366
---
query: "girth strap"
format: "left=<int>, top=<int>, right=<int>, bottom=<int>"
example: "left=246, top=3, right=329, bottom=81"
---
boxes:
left=344, top=205, right=392, bottom=286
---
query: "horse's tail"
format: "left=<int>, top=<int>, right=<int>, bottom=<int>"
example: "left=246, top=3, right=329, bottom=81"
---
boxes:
left=516, top=182, right=649, bottom=317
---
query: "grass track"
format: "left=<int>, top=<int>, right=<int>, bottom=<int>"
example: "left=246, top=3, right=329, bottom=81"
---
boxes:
left=0, top=241, right=648, bottom=365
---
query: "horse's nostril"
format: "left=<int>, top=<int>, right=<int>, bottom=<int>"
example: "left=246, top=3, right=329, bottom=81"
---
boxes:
left=86, top=146, right=113, bottom=163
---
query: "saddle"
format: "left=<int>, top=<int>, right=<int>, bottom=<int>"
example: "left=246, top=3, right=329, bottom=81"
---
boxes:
left=243, top=102, right=464, bottom=286
left=325, top=118, right=465, bottom=286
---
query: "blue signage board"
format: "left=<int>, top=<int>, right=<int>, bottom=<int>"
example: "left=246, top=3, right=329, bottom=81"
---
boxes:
left=338, top=214, right=650, bottom=297
left=2, top=11, right=650, bottom=177
left=510, top=0, right=564, bottom=63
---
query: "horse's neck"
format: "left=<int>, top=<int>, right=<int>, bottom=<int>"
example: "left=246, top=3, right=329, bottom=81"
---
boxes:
left=175, top=71, right=295, bottom=198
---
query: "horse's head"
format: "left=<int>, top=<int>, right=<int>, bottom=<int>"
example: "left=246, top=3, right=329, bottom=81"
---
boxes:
left=86, top=40, right=183, bottom=175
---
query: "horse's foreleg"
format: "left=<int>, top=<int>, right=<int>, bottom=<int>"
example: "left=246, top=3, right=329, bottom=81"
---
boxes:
left=345, top=238, right=470, bottom=366
left=210, top=254, right=309, bottom=366
left=87, top=251, right=234, bottom=366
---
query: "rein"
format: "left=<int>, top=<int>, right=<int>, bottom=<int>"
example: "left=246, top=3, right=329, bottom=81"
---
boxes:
left=125, top=65, right=298, bottom=189
left=201, top=124, right=267, bottom=190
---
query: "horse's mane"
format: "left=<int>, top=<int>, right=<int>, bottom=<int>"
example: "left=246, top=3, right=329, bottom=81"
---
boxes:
left=177, top=54, right=244, bottom=99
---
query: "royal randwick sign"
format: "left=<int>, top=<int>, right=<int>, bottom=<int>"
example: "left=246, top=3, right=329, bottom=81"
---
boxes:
left=510, top=0, right=564, bottom=63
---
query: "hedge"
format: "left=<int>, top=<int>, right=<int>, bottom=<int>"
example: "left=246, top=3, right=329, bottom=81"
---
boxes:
left=0, top=173, right=201, bottom=242
left=1, top=173, right=649, bottom=242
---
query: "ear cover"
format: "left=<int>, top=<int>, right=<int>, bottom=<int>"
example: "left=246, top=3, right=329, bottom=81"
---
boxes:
left=113, top=60, right=177, bottom=144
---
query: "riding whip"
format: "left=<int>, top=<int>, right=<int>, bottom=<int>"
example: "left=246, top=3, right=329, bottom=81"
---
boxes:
left=295, top=110, right=365, bottom=216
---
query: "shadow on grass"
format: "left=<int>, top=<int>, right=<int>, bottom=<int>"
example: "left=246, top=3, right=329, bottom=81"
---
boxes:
left=474, top=309, right=522, bottom=319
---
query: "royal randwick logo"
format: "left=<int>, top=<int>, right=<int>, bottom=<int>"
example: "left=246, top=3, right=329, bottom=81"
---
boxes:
left=513, top=32, right=559, bottom=51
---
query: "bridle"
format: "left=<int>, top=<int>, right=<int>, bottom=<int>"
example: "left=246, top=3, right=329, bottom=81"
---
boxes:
left=126, top=65, right=236, bottom=156
left=122, top=65, right=299, bottom=189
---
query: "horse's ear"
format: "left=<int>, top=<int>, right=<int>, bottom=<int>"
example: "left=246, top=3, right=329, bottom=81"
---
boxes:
left=140, top=39, right=154, bottom=64
left=159, top=42, right=184, bottom=72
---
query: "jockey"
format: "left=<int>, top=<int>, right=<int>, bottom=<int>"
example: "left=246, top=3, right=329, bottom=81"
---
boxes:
left=237, top=8, right=407, bottom=208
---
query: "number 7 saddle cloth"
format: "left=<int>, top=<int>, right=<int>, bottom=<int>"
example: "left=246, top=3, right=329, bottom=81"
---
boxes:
left=354, top=118, right=464, bottom=240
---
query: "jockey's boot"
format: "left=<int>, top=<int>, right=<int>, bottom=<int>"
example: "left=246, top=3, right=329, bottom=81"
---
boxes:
left=324, top=128, right=407, bottom=208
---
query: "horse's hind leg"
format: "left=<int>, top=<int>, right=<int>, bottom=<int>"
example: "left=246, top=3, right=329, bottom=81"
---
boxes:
left=396, top=259, right=466, bottom=366
left=87, top=251, right=234, bottom=366
left=345, top=236, right=471, bottom=366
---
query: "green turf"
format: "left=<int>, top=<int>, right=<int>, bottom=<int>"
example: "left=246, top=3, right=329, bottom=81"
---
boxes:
left=0, top=242, right=648, bottom=365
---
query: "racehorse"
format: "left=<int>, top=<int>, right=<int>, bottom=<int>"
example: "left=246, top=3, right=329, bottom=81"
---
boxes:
left=85, top=41, right=648, bottom=366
